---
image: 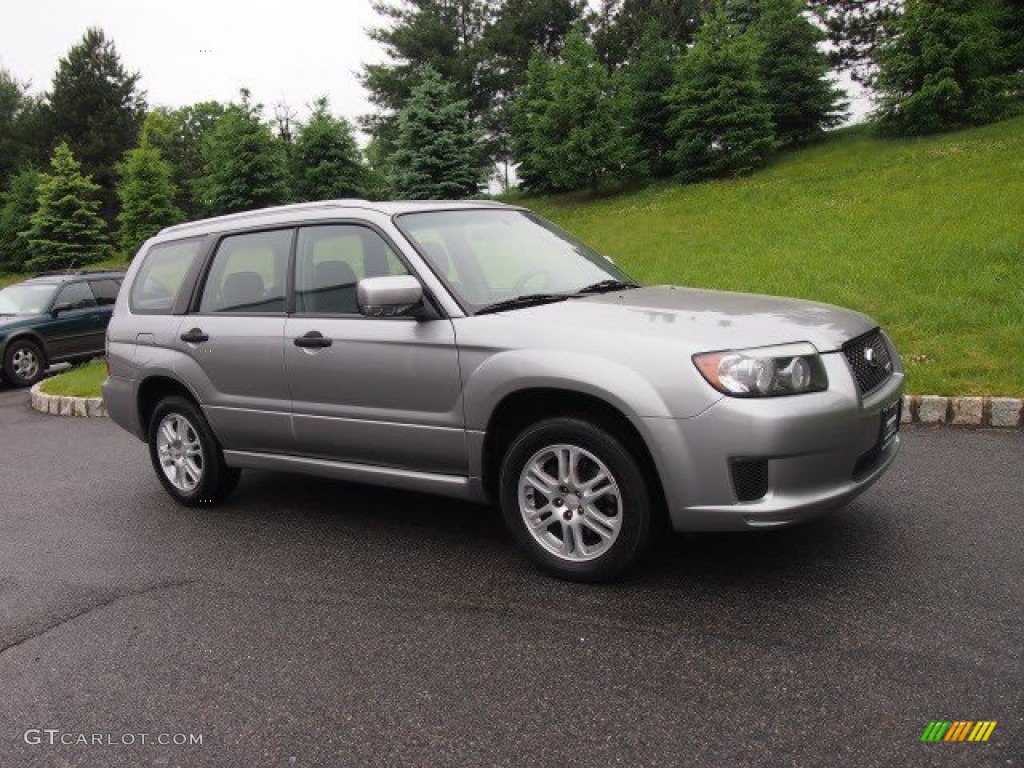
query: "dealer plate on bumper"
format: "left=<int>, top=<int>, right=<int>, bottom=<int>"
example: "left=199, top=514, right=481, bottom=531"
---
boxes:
left=880, top=399, right=901, bottom=448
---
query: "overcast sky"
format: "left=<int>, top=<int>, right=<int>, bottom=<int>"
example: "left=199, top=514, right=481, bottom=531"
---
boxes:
left=0, top=0, right=384, bottom=123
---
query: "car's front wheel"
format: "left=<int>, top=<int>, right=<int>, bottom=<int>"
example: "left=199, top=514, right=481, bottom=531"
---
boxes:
left=148, top=395, right=241, bottom=506
left=3, top=338, right=46, bottom=388
left=499, top=417, right=652, bottom=582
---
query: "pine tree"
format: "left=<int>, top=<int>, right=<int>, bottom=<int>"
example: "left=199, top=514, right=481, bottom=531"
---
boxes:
left=510, top=31, right=642, bottom=193
left=480, top=0, right=585, bottom=175
left=0, top=167, right=41, bottom=271
left=806, top=0, right=901, bottom=85
left=46, top=28, right=146, bottom=222
left=547, top=31, right=644, bottom=191
left=291, top=97, right=368, bottom=201
left=619, top=26, right=679, bottom=178
left=388, top=69, right=487, bottom=200
left=666, top=5, right=775, bottom=181
left=0, top=69, right=30, bottom=190
left=593, top=0, right=708, bottom=69
left=23, top=143, right=111, bottom=270
left=361, top=0, right=491, bottom=152
left=196, top=90, right=289, bottom=215
left=875, top=0, right=1014, bottom=135
left=144, top=102, right=227, bottom=218
left=752, top=0, right=846, bottom=145
left=510, top=52, right=558, bottom=191
left=116, top=132, right=182, bottom=254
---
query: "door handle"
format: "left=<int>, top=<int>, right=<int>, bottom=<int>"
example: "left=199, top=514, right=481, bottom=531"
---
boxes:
left=293, top=331, right=332, bottom=349
left=180, top=328, right=209, bottom=344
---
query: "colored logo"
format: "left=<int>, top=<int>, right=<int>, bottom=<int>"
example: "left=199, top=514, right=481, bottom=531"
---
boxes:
left=921, top=721, right=997, bottom=742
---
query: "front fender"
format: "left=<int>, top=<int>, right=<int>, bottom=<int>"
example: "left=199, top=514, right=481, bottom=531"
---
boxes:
left=461, top=348, right=680, bottom=431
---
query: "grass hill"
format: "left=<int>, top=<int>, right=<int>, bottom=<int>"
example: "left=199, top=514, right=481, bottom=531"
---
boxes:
left=520, top=117, right=1024, bottom=396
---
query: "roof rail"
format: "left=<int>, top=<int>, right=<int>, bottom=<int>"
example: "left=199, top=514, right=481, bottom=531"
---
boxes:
left=160, top=199, right=374, bottom=235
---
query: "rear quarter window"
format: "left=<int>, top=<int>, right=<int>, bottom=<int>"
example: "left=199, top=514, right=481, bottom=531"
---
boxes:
left=129, top=238, right=205, bottom=314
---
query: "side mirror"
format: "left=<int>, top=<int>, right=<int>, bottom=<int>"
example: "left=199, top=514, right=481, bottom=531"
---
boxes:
left=357, top=275, right=424, bottom=318
left=51, top=301, right=72, bottom=317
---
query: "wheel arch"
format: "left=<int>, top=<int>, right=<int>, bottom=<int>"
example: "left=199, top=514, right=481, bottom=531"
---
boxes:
left=480, top=387, right=668, bottom=524
left=2, top=330, right=51, bottom=362
left=137, top=374, right=202, bottom=435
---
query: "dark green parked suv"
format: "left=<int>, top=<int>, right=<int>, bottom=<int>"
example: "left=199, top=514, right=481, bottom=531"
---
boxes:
left=0, top=270, right=124, bottom=387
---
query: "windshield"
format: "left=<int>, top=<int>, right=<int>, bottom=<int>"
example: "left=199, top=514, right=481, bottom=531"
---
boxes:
left=0, top=284, right=57, bottom=315
left=395, top=209, right=634, bottom=314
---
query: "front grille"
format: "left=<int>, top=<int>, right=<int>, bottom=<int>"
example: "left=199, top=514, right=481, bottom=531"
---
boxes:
left=731, top=459, right=769, bottom=502
left=842, top=329, right=893, bottom=395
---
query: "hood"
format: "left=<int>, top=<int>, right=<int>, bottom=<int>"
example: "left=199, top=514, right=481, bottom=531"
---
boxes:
left=0, top=314, right=34, bottom=332
left=502, top=286, right=876, bottom=353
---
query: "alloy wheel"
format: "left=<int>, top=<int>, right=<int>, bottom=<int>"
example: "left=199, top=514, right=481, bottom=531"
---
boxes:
left=517, top=443, right=623, bottom=562
left=156, top=413, right=204, bottom=493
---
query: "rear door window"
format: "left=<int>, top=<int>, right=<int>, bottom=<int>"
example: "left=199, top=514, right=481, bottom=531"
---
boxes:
left=89, top=279, right=121, bottom=307
left=130, top=238, right=205, bottom=314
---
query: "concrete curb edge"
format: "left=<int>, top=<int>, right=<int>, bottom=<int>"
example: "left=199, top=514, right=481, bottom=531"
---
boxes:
left=29, top=382, right=107, bottom=418
left=901, top=395, right=1021, bottom=427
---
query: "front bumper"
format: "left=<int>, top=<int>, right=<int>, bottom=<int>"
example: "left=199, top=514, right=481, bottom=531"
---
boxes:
left=645, top=350, right=905, bottom=532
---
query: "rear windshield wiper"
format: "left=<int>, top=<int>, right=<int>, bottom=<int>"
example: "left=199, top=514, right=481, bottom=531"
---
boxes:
left=576, top=279, right=639, bottom=295
left=475, top=293, right=571, bottom=315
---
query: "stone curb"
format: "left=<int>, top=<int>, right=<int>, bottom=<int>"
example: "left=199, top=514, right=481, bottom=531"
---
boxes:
left=25, top=384, right=1023, bottom=428
left=29, top=382, right=107, bottom=418
left=900, top=395, right=1023, bottom=428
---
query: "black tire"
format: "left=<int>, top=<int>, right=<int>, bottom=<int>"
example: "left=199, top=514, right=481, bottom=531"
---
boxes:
left=147, top=395, right=241, bottom=506
left=3, top=338, right=46, bottom=388
left=499, top=417, right=652, bottom=583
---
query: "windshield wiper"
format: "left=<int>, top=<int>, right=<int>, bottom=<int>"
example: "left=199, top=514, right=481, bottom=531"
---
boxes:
left=576, top=279, right=639, bottom=295
left=475, top=293, right=571, bottom=315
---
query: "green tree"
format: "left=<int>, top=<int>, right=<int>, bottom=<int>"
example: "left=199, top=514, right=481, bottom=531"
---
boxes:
left=144, top=102, right=227, bottom=218
left=618, top=26, right=679, bottom=177
left=197, top=90, right=289, bottom=215
left=510, top=52, right=558, bottom=191
left=0, top=69, right=31, bottom=189
left=291, top=97, right=368, bottom=201
left=0, top=168, right=41, bottom=271
left=361, top=0, right=491, bottom=152
left=592, top=0, right=710, bottom=69
left=666, top=6, right=775, bottom=181
left=46, top=28, right=146, bottom=221
left=388, top=68, right=487, bottom=199
left=23, top=142, right=111, bottom=270
left=874, top=0, right=1014, bottom=135
left=806, top=0, right=901, bottom=84
left=480, top=0, right=585, bottom=177
left=752, top=0, right=846, bottom=145
left=511, top=32, right=642, bottom=192
left=116, top=133, right=182, bottom=254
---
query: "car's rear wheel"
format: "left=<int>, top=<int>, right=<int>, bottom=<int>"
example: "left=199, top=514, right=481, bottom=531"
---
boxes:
left=499, top=417, right=652, bottom=582
left=3, top=338, right=46, bottom=387
left=148, top=395, right=240, bottom=506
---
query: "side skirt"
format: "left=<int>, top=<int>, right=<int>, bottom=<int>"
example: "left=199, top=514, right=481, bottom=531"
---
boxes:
left=223, top=449, right=485, bottom=503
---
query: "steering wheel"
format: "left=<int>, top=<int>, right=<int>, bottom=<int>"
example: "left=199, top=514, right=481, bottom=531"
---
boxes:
left=511, top=269, right=553, bottom=294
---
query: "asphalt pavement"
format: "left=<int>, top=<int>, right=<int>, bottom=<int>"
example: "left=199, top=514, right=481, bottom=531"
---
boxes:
left=0, top=385, right=1021, bottom=767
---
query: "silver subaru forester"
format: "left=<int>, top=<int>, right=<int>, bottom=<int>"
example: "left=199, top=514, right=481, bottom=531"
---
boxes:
left=103, top=200, right=904, bottom=581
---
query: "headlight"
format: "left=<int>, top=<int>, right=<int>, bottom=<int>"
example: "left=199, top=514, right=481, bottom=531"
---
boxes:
left=693, top=343, right=827, bottom=397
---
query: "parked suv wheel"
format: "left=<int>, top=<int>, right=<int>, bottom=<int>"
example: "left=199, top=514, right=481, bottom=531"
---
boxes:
left=499, top=417, right=652, bottom=582
left=3, top=338, right=46, bottom=388
left=148, top=396, right=241, bottom=506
